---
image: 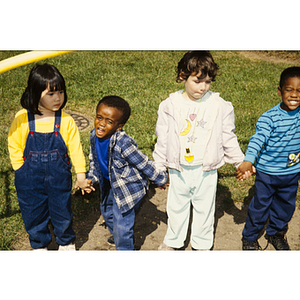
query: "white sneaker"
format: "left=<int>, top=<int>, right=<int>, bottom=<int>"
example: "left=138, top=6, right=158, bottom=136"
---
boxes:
left=33, top=247, right=47, bottom=251
left=158, top=243, right=175, bottom=251
left=58, top=244, right=76, bottom=251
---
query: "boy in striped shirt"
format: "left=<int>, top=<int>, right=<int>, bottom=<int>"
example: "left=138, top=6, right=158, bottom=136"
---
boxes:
left=237, top=67, right=300, bottom=250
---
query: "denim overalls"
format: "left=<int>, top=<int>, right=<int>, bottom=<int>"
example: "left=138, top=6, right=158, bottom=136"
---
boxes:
left=14, top=110, right=75, bottom=249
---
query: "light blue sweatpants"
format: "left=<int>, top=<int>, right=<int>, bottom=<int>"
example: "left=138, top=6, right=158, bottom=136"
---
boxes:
left=163, top=165, right=218, bottom=250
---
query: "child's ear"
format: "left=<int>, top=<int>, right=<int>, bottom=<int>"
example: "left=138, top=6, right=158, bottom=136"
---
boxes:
left=277, top=86, right=282, bottom=96
left=116, top=124, right=124, bottom=131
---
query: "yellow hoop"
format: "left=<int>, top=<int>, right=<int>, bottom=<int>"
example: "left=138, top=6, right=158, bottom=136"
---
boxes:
left=0, top=51, right=74, bottom=74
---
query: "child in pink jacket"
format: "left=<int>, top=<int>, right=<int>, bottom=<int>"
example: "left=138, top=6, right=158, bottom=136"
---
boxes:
left=153, top=51, right=245, bottom=250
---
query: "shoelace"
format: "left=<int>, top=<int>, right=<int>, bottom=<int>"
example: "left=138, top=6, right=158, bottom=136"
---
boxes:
left=264, top=234, right=289, bottom=250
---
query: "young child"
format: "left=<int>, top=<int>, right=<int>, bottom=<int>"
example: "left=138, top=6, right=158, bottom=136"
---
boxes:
left=237, top=66, right=300, bottom=251
left=8, top=63, right=92, bottom=250
left=153, top=51, right=245, bottom=250
left=83, top=95, right=167, bottom=250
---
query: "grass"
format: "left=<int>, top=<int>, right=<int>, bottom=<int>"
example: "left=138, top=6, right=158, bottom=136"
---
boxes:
left=0, top=50, right=299, bottom=249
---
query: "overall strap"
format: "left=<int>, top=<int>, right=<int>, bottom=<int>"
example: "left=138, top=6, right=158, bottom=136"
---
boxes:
left=27, top=110, right=35, bottom=132
left=54, top=110, right=62, bottom=133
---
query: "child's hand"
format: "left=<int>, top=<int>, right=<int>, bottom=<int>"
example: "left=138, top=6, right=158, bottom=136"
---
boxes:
left=82, top=186, right=95, bottom=195
left=236, top=161, right=254, bottom=181
left=154, top=172, right=169, bottom=190
left=75, top=179, right=95, bottom=195
left=157, top=183, right=169, bottom=190
left=75, top=173, right=95, bottom=195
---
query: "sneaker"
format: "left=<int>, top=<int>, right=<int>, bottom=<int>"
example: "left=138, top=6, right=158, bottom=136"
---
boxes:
left=158, top=243, right=175, bottom=251
left=265, top=233, right=290, bottom=250
left=242, top=238, right=261, bottom=250
left=33, top=247, right=47, bottom=251
left=107, top=235, right=115, bottom=245
left=58, top=243, right=76, bottom=251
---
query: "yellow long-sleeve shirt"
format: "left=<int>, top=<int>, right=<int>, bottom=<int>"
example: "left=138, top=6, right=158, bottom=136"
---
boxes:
left=8, top=109, right=86, bottom=173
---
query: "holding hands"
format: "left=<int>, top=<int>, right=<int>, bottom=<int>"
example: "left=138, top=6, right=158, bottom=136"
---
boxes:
left=75, top=173, right=95, bottom=195
left=236, top=161, right=256, bottom=181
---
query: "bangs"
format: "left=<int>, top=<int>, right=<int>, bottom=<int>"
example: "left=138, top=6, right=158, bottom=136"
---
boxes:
left=33, top=63, right=66, bottom=92
left=189, top=58, right=216, bottom=80
left=47, top=75, right=66, bottom=92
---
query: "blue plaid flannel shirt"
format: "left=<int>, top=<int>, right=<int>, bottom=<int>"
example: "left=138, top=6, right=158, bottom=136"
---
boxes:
left=87, top=129, right=167, bottom=214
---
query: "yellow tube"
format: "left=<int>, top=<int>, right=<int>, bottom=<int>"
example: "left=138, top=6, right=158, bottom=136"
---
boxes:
left=0, top=51, right=74, bottom=74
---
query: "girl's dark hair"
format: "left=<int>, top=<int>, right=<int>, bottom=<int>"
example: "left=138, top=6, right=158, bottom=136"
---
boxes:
left=279, top=66, right=300, bottom=88
left=176, top=51, right=219, bottom=82
left=20, top=63, right=67, bottom=115
left=97, top=95, right=131, bottom=125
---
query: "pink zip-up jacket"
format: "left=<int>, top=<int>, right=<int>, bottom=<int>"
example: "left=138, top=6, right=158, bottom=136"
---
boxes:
left=153, top=90, right=244, bottom=172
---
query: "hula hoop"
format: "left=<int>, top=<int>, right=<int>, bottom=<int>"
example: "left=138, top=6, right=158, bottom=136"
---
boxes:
left=0, top=51, right=74, bottom=74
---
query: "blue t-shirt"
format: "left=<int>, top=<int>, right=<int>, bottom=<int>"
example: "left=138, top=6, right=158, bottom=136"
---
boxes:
left=96, top=137, right=110, bottom=179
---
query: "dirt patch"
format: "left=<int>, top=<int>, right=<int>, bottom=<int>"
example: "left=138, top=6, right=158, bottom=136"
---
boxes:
left=239, top=51, right=300, bottom=65
left=12, top=185, right=300, bottom=251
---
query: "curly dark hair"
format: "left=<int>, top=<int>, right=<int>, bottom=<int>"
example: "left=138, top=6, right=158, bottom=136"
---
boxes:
left=96, top=95, right=131, bottom=125
left=176, top=51, right=219, bottom=82
left=279, top=66, right=300, bottom=89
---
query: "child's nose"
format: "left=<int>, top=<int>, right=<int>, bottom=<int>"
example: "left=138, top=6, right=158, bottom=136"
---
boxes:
left=291, top=90, right=300, bottom=97
left=199, top=82, right=205, bottom=90
left=99, top=119, right=106, bottom=126
left=55, top=92, right=61, bottom=100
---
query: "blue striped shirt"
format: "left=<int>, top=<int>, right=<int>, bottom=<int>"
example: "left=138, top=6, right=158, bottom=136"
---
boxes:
left=245, top=103, right=300, bottom=175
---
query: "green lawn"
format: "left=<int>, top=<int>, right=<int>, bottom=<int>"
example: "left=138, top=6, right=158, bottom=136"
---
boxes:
left=0, top=50, right=299, bottom=250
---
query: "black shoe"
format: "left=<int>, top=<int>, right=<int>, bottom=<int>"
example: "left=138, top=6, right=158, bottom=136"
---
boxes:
left=242, top=238, right=261, bottom=250
left=265, top=233, right=290, bottom=250
left=107, top=235, right=115, bottom=245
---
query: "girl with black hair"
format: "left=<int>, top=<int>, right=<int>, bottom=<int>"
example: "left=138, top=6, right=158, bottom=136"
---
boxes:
left=8, top=63, right=93, bottom=250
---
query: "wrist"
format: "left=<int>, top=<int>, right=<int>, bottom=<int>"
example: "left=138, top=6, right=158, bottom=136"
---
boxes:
left=76, top=173, right=86, bottom=181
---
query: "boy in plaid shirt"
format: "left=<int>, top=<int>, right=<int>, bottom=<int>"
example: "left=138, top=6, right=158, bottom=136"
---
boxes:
left=81, top=95, right=167, bottom=250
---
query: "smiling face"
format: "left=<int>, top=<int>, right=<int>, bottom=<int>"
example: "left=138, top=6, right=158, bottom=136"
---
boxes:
left=182, top=72, right=212, bottom=101
left=94, top=103, right=124, bottom=139
left=278, top=76, right=300, bottom=112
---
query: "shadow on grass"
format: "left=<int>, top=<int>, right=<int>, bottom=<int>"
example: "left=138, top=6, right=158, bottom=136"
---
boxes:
left=0, top=170, right=21, bottom=219
left=134, top=185, right=167, bottom=250
left=215, top=181, right=255, bottom=225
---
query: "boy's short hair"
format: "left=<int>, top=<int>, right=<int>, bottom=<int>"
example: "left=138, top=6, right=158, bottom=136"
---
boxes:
left=176, top=51, right=219, bottom=82
left=21, top=63, right=67, bottom=115
left=279, top=66, right=300, bottom=88
left=97, top=95, right=131, bottom=125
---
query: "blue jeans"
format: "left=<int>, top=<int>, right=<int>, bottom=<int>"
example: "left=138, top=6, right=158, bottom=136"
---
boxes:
left=101, top=180, right=138, bottom=250
left=242, top=170, right=299, bottom=241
